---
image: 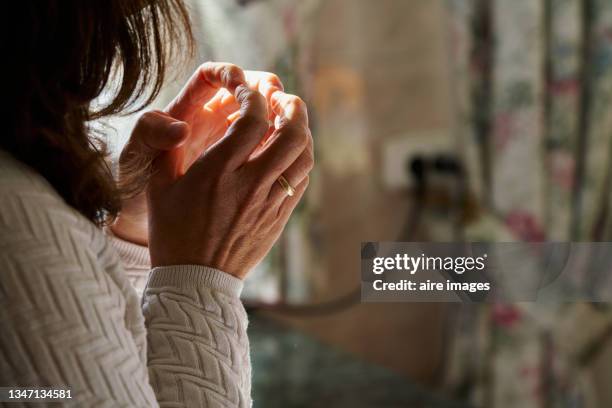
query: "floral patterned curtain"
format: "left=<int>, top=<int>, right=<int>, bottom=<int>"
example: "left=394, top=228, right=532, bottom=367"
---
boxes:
left=444, top=0, right=612, bottom=407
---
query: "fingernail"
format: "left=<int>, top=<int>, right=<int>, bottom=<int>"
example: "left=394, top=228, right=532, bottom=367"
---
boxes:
left=168, top=121, right=189, bottom=142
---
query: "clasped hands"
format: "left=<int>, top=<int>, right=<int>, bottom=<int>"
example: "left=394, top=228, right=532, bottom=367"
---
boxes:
left=112, top=62, right=313, bottom=279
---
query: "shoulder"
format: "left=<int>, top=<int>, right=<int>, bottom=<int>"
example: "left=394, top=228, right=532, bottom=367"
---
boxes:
left=0, top=149, right=143, bottom=343
left=0, top=149, right=64, bottom=198
left=0, top=149, right=115, bottom=272
left=0, top=151, right=151, bottom=397
left=0, top=149, right=94, bottom=233
left=0, top=149, right=76, bottom=217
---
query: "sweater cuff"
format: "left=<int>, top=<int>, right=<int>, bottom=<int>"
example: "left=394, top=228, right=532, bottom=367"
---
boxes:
left=147, top=265, right=243, bottom=298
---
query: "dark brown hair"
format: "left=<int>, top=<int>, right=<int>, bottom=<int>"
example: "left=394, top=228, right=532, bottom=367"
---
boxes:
left=4, top=1, right=193, bottom=225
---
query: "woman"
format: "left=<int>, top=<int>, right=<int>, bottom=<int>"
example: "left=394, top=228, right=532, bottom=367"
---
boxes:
left=1, top=1, right=312, bottom=406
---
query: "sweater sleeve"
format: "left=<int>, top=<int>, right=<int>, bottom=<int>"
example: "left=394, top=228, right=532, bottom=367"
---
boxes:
left=143, top=266, right=252, bottom=407
left=107, top=233, right=253, bottom=406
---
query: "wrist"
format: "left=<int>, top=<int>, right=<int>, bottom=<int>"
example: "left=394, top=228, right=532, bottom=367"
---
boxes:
left=149, top=248, right=248, bottom=280
left=147, top=265, right=244, bottom=297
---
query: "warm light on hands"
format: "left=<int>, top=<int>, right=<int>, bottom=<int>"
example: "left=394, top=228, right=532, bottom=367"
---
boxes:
left=113, top=62, right=313, bottom=279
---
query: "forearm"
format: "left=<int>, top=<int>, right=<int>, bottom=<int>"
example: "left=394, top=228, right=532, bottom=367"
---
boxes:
left=107, top=227, right=252, bottom=406
left=142, top=266, right=252, bottom=407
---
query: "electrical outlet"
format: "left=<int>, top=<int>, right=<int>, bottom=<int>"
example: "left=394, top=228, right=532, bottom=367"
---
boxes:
left=381, top=130, right=452, bottom=190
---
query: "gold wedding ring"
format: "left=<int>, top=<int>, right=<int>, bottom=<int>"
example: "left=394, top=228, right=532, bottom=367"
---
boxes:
left=277, top=175, right=295, bottom=197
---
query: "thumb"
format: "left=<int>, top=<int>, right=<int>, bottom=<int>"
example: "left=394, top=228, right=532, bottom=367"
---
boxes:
left=150, top=148, right=186, bottom=190
left=120, top=110, right=190, bottom=195
left=127, top=110, right=189, bottom=158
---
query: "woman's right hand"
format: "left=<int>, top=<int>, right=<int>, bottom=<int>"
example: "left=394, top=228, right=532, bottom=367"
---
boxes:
left=146, top=64, right=313, bottom=279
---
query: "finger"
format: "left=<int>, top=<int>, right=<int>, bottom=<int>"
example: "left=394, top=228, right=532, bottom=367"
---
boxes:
left=245, top=92, right=311, bottom=184
left=245, top=70, right=284, bottom=102
left=248, top=71, right=284, bottom=125
left=125, top=110, right=189, bottom=157
left=205, top=71, right=284, bottom=118
left=226, top=110, right=241, bottom=124
left=120, top=111, right=189, bottom=193
left=149, top=149, right=184, bottom=191
left=205, top=85, right=270, bottom=170
left=275, top=176, right=309, bottom=221
left=270, top=90, right=308, bottom=127
left=165, top=62, right=246, bottom=121
left=268, top=148, right=314, bottom=203
left=205, top=88, right=237, bottom=117
left=226, top=109, right=277, bottom=144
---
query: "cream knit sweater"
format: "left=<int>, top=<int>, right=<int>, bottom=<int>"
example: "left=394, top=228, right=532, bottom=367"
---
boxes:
left=0, top=150, right=252, bottom=407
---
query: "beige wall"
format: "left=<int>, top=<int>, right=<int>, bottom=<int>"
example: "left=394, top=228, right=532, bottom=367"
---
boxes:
left=268, top=0, right=453, bottom=385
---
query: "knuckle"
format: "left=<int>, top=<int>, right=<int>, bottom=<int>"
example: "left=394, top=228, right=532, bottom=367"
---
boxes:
left=266, top=72, right=282, bottom=86
left=277, top=94, right=308, bottom=124
left=278, top=125, right=308, bottom=152
left=289, top=95, right=305, bottom=107
left=306, top=129, right=314, bottom=146
left=223, top=64, right=243, bottom=83
left=284, top=95, right=306, bottom=113
left=225, top=63, right=241, bottom=72
left=243, top=88, right=266, bottom=105
left=199, top=61, right=215, bottom=71
left=237, top=87, right=266, bottom=112
left=305, top=152, right=315, bottom=172
left=197, top=62, right=214, bottom=80
left=290, top=125, right=310, bottom=147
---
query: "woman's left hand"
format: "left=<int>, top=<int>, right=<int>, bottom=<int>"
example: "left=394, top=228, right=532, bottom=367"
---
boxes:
left=111, top=63, right=284, bottom=245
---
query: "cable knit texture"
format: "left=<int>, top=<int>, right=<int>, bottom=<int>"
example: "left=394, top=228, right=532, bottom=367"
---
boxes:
left=0, top=150, right=252, bottom=407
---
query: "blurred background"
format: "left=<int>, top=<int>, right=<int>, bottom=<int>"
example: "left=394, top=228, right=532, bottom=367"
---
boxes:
left=99, top=0, right=612, bottom=406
